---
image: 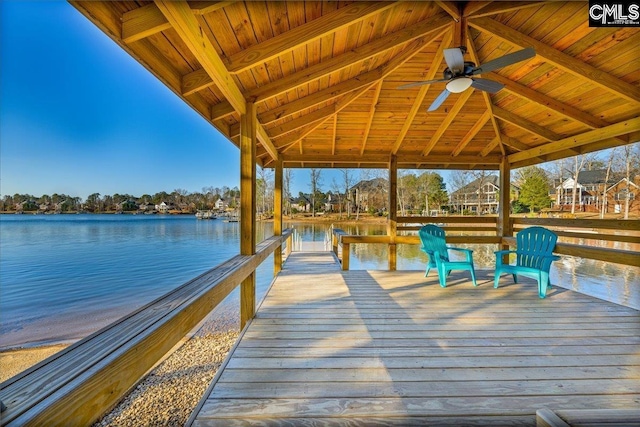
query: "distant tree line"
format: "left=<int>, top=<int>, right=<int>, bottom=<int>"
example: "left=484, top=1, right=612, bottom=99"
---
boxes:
left=1, top=186, right=241, bottom=214
left=4, top=146, right=638, bottom=217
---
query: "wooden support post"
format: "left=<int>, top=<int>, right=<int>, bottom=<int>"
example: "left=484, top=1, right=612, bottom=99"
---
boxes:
left=388, top=155, right=398, bottom=271
left=240, top=102, right=256, bottom=329
left=342, top=243, right=350, bottom=271
left=498, top=156, right=512, bottom=254
left=274, top=157, right=283, bottom=275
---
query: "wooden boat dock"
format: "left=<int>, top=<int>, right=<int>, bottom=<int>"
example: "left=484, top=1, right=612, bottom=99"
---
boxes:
left=189, top=251, right=640, bottom=426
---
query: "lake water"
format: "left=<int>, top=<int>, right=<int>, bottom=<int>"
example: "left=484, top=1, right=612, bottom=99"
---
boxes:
left=1, top=215, right=638, bottom=350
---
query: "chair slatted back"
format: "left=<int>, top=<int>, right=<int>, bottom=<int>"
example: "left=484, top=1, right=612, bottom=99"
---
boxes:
left=515, top=226, right=558, bottom=269
left=418, top=224, right=449, bottom=262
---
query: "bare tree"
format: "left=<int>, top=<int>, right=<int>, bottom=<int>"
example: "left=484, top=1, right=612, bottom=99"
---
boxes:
left=600, top=148, right=617, bottom=219
left=569, top=154, right=593, bottom=214
left=548, top=159, right=566, bottom=209
left=617, top=144, right=639, bottom=219
left=309, top=168, right=322, bottom=217
left=257, top=166, right=273, bottom=218
left=330, top=178, right=344, bottom=218
left=449, top=170, right=472, bottom=213
left=284, top=168, right=293, bottom=217
left=341, top=169, right=354, bottom=218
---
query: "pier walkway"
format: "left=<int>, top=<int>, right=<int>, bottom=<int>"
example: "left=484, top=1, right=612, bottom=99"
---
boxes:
left=190, top=251, right=640, bottom=426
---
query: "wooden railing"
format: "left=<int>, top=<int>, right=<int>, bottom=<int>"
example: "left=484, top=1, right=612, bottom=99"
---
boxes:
left=0, top=229, right=294, bottom=427
left=510, top=218, right=640, bottom=267
left=333, top=216, right=639, bottom=269
left=333, top=217, right=501, bottom=270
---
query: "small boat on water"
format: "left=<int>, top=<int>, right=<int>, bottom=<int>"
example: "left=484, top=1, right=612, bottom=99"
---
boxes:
left=195, top=210, right=216, bottom=220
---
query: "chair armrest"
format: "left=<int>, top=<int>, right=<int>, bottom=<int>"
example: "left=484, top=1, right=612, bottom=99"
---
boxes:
left=448, top=247, right=474, bottom=262
left=494, top=249, right=517, bottom=256
left=449, top=247, right=473, bottom=255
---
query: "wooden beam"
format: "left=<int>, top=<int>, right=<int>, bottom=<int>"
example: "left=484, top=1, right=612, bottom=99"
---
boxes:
left=493, top=106, right=562, bottom=142
left=488, top=72, right=617, bottom=130
left=258, top=67, right=383, bottom=125
left=157, top=1, right=280, bottom=161
left=155, top=0, right=246, bottom=115
left=468, top=17, right=640, bottom=104
left=122, top=3, right=172, bottom=44
left=435, top=1, right=461, bottom=22
left=256, top=125, right=278, bottom=161
left=466, top=1, right=544, bottom=18
left=510, top=136, right=630, bottom=168
left=267, top=30, right=439, bottom=149
left=500, top=134, right=531, bottom=152
left=498, top=156, right=512, bottom=240
left=225, top=2, right=397, bottom=74
left=466, top=36, right=501, bottom=140
left=259, top=34, right=435, bottom=125
left=452, top=110, right=492, bottom=156
left=273, top=157, right=283, bottom=275
left=239, top=102, right=256, bottom=329
left=360, top=81, right=383, bottom=156
left=332, top=115, right=338, bottom=156
left=462, top=2, right=493, bottom=17
left=392, top=30, right=452, bottom=155
left=182, top=68, right=215, bottom=97
left=508, top=117, right=640, bottom=164
left=480, top=136, right=501, bottom=157
left=421, top=89, right=474, bottom=156
left=282, top=153, right=503, bottom=165
left=189, top=1, right=234, bottom=15
left=267, top=105, right=336, bottom=138
left=388, top=155, right=398, bottom=271
left=247, top=14, right=451, bottom=104
left=210, top=101, right=236, bottom=121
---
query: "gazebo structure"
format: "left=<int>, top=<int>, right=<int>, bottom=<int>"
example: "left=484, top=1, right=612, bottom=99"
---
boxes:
left=1, top=2, right=639, bottom=426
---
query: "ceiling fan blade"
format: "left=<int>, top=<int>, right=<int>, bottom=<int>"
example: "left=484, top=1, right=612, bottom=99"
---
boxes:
left=427, top=89, right=451, bottom=112
left=397, top=78, right=447, bottom=90
left=443, top=48, right=465, bottom=73
left=471, top=78, right=504, bottom=93
left=471, top=47, right=535, bottom=75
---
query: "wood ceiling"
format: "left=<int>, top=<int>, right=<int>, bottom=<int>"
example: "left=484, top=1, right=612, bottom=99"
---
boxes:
left=71, top=1, right=640, bottom=171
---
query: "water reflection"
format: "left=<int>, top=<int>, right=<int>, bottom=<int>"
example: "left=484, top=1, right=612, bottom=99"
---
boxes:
left=286, top=222, right=639, bottom=310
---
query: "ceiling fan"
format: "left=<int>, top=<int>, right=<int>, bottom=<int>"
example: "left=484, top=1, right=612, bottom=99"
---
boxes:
left=398, top=46, right=535, bottom=111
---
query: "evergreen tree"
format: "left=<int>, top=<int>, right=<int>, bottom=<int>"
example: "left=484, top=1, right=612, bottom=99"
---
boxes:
left=517, top=167, right=550, bottom=213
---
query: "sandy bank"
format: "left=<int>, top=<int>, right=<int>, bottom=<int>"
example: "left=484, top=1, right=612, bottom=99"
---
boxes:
left=1, top=303, right=241, bottom=426
left=0, top=344, right=70, bottom=383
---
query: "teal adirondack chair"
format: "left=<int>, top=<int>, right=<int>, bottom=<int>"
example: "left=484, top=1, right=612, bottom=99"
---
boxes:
left=418, top=224, right=477, bottom=288
left=494, top=226, right=560, bottom=298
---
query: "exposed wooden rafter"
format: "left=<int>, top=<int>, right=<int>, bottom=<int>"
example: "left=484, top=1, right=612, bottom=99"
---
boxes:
left=247, top=15, right=451, bottom=104
left=391, top=30, right=452, bottom=155
left=282, top=153, right=502, bottom=165
left=422, top=89, right=474, bottom=156
left=465, top=1, right=544, bottom=18
left=70, top=0, right=639, bottom=173
left=259, top=31, right=443, bottom=138
left=508, top=117, right=640, bottom=164
left=465, top=35, right=501, bottom=144
left=360, top=82, right=383, bottom=156
left=155, top=1, right=278, bottom=160
left=452, top=110, right=492, bottom=156
left=468, top=17, right=640, bottom=104
left=195, top=15, right=450, bottom=107
left=492, top=106, right=562, bottom=142
left=225, top=2, right=397, bottom=74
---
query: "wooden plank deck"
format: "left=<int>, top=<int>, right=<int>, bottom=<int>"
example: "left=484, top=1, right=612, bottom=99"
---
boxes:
left=189, top=251, right=640, bottom=426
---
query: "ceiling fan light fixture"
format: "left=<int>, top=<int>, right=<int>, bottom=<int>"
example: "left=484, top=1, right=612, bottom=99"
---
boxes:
left=446, top=77, right=473, bottom=93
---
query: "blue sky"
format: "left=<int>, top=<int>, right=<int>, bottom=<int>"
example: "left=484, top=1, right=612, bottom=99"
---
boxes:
left=1, top=1, right=251, bottom=199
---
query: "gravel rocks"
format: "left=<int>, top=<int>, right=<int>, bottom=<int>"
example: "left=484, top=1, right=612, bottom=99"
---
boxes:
left=93, top=307, right=240, bottom=427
